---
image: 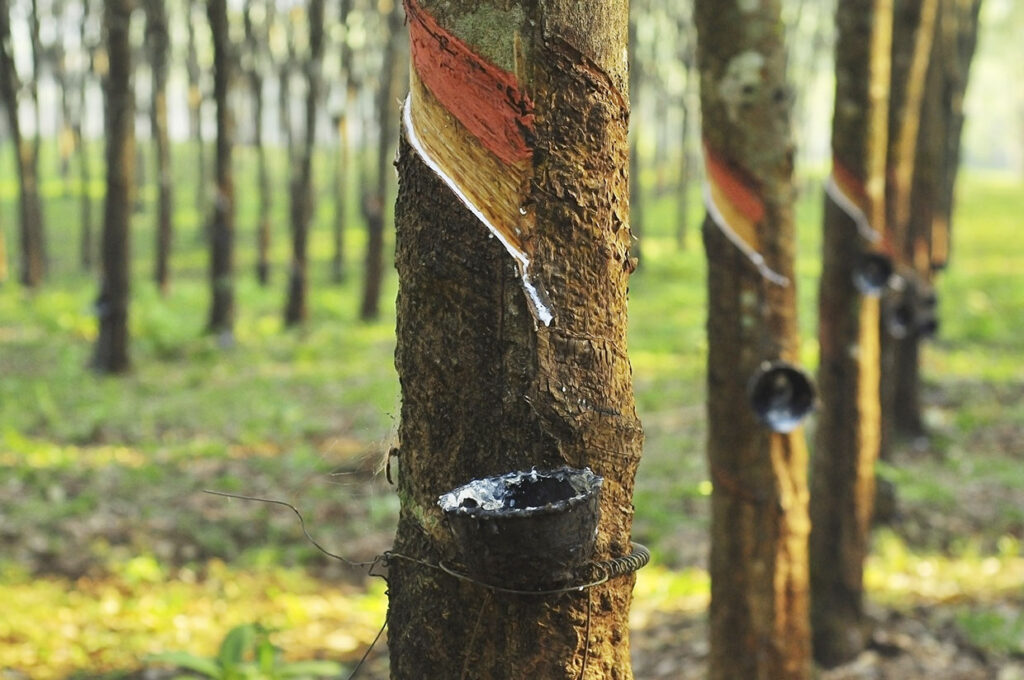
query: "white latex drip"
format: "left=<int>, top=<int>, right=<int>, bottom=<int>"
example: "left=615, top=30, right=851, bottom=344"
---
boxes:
left=702, top=182, right=790, bottom=287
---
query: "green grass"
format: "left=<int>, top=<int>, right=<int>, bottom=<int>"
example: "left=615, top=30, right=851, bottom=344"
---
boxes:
left=1, top=138, right=1023, bottom=677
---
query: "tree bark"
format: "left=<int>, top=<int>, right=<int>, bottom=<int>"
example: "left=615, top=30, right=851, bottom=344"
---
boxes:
left=0, top=0, right=47, bottom=287
left=359, top=0, right=404, bottom=321
left=92, top=0, right=134, bottom=374
left=77, top=0, right=96, bottom=271
left=147, top=0, right=173, bottom=294
left=206, top=0, right=235, bottom=337
left=388, top=0, right=642, bottom=677
left=694, top=1, right=812, bottom=677
left=809, top=0, right=892, bottom=667
left=283, top=0, right=325, bottom=327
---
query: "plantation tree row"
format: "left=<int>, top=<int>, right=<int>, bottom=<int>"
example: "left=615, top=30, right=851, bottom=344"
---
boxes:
left=0, top=0, right=988, bottom=675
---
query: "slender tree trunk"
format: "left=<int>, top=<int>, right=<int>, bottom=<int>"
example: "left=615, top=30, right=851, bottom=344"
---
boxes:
left=0, top=0, right=46, bottom=287
left=809, top=0, right=893, bottom=667
left=147, top=0, right=173, bottom=294
left=694, top=1, right=812, bottom=677
left=77, top=0, right=95, bottom=271
left=244, top=4, right=271, bottom=286
left=283, top=0, right=324, bottom=326
left=206, top=0, right=235, bottom=337
left=331, top=0, right=354, bottom=284
left=187, top=0, right=207, bottom=218
left=627, top=12, right=643, bottom=265
left=359, top=1, right=404, bottom=321
left=388, top=0, right=642, bottom=676
left=676, top=35, right=696, bottom=251
left=93, top=0, right=134, bottom=374
left=880, top=0, right=940, bottom=456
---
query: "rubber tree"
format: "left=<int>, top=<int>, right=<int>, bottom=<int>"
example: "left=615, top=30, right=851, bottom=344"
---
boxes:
left=880, top=0, right=940, bottom=455
left=76, top=0, right=98, bottom=271
left=358, top=0, right=404, bottom=321
left=330, top=0, right=354, bottom=284
left=387, top=0, right=643, bottom=676
left=146, top=0, right=173, bottom=294
left=243, top=1, right=272, bottom=286
left=693, top=0, right=812, bottom=677
left=186, top=0, right=207, bottom=217
left=809, top=0, right=893, bottom=666
left=283, top=0, right=325, bottom=327
left=206, top=0, right=235, bottom=337
left=0, top=0, right=47, bottom=287
left=92, top=0, right=134, bottom=374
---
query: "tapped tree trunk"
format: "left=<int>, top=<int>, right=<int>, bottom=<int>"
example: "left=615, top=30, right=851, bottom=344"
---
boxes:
left=147, top=0, right=173, bottom=294
left=810, top=0, right=892, bottom=667
left=388, top=0, right=643, bottom=677
left=93, top=0, right=134, bottom=374
left=206, top=0, right=235, bottom=337
left=358, top=0, right=404, bottom=321
left=283, top=0, right=324, bottom=327
left=694, top=0, right=813, bottom=677
left=0, top=0, right=47, bottom=287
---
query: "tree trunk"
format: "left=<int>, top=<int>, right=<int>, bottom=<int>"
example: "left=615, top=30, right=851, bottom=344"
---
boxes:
left=358, top=0, right=404, bottom=321
left=283, top=0, right=324, bottom=327
left=93, top=0, right=134, bottom=374
left=77, top=0, right=95, bottom=271
left=809, top=0, right=893, bottom=667
left=388, top=0, right=643, bottom=677
left=147, top=0, right=173, bottom=294
left=675, top=23, right=697, bottom=251
left=244, top=4, right=271, bottom=287
left=186, top=0, right=207, bottom=217
left=880, top=0, right=940, bottom=457
left=694, top=1, right=812, bottom=677
left=206, top=0, right=235, bottom=337
left=0, top=0, right=46, bottom=288
left=331, top=0, right=354, bottom=285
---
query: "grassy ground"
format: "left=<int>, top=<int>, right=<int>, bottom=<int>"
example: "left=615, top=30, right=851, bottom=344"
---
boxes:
left=0, top=141, right=1022, bottom=678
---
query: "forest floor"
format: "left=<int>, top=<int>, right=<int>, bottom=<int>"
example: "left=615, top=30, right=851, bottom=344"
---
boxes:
left=0, top=160, right=1021, bottom=679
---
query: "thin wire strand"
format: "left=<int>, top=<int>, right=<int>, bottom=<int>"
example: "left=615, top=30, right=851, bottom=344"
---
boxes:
left=578, top=588, right=593, bottom=680
left=345, top=615, right=388, bottom=680
left=202, top=489, right=379, bottom=568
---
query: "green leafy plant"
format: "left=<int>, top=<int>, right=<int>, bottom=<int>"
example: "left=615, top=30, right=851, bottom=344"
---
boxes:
left=149, top=623, right=344, bottom=680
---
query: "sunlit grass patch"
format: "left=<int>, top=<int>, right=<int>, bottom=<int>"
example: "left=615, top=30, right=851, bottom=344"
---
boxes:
left=0, top=561, right=387, bottom=680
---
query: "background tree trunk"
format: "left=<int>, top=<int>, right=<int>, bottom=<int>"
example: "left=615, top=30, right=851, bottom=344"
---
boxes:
left=92, top=0, right=134, bottom=374
left=694, top=0, right=812, bottom=677
left=0, top=0, right=47, bottom=287
left=146, top=0, right=173, bottom=294
left=331, top=0, right=354, bottom=284
left=186, top=0, right=207, bottom=217
left=358, top=0, right=403, bottom=321
left=243, top=3, right=271, bottom=287
left=388, top=0, right=643, bottom=677
left=76, top=0, right=96, bottom=271
left=809, top=0, right=892, bottom=666
left=283, top=0, right=324, bottom=327
left=206, top=0, right=235, bottom=337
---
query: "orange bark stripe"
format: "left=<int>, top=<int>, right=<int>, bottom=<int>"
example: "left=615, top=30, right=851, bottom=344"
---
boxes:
left=404, top=0, right=535, bottom=166
left=703, top=143, right=766, bottom=225
left=831, top=158, right=869, bottom=216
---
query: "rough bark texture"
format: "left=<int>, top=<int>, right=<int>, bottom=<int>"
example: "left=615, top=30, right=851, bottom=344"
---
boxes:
left=92, top=0, right=134, bottom=374
left=809, top=0, right=892, bottom=667
left=147, top=0, right=173, bottom=294
left=388, top=1, right=643, bottom=677
left=206, top=0, right=235, bottom=336
left=693, top=1, right=812, bottom=678
left=0, top=0, right=47, bottom=287
left=359, top=1, right=405, bottom=321
left=283, top=0, right=324, bottom=327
